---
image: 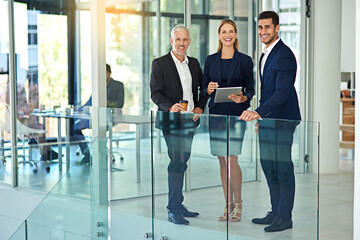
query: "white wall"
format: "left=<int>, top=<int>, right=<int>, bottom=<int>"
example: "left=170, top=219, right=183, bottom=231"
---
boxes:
left=341, top=0, right=356, bottom=72
left=312, top=0, right=341, bottom=174
left=354, top=0, right=360, bottom=238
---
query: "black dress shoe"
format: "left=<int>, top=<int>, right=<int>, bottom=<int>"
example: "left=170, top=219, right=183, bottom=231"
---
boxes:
left=40, top=150, right=61, bottom=161
left=252, top=211, right=277, bottom=225
left=168, top=212, right=189, bottom=225
left=264, top=216, right=293, bottom=232
left=180, top=207, right=199, bottom=218
left=75, top=150, right=91, bottom=166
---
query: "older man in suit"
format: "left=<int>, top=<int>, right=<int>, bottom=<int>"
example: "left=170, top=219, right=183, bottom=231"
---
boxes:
left=150, top=25, right=207, bottom=225
left=240, top=11, right=301, bottom=232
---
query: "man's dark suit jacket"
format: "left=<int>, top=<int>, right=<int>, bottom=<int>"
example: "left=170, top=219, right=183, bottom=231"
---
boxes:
left=201, top=50, right=255, bottom=115
left=75, top=78, right=124, bottom=130
left=83, top=78, right=124, bottom=109
left=150, top=52, right=207, bottom=112
left=256, top=39, right=301, bottom=121
left=150, top=52, right=207, bottom=130
left=107, top=79, right=124, bottom=108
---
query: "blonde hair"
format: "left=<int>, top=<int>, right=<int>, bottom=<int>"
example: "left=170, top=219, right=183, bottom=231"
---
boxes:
left=217, top=19, right=239, bottom=52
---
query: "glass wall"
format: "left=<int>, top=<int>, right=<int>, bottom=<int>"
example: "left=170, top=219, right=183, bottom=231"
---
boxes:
left=15, top=109, right=319, bottom=240
left=77, top=0, right=256, bottom=111
left=0, top=0, right=12, bottom=186
left=10, top=0, right=73, bottom=190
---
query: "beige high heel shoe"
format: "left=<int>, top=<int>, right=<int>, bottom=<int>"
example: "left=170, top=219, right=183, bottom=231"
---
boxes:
left=218, top=202, right=234, bottom=221
left=230, top=201, right=242, bottom=222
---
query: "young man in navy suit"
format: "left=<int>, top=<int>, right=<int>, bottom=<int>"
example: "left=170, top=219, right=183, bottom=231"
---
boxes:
left=150, top=25, right=207, bottom=225
left=240, top=11, right=301, bottom=232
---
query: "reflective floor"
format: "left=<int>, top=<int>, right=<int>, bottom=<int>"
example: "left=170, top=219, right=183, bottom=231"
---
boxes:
left=0, top=167, right=353, bottom=240
left=0, top=144, right=354, bottom=240
left=110, top=173, right=318, bottom=240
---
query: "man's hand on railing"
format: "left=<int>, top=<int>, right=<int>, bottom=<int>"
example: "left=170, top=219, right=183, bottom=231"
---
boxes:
left=239, top=110, right=261, bottom=121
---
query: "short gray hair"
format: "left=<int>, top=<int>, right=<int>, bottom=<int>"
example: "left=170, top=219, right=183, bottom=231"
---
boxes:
left=170, top=25, right=190, bottom=39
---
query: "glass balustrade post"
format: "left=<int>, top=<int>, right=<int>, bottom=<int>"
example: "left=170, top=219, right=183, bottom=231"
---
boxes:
left=90, top=107, right=109, bottom=239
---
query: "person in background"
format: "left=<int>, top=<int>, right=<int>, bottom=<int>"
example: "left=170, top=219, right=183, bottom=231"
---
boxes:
left=202, top=19, right=254, bottom=222
left=73, top=63, right=124, bottom=165
left=240, top=11, right=301, bottom=232
left=4, top=69, right=59, bottom=161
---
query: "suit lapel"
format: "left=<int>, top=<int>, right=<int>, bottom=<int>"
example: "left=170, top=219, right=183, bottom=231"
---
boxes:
left=188, top=58, right=196, bottom=92
left=214, top=52, right=222, bottom=86
left=166, top=52, right=182, bottom=85
left=262, top=39, right=283, bottom=79
left=227, top=51, right=239, bottom=85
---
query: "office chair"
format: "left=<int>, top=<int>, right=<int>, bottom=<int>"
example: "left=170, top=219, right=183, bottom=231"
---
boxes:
left=1, top=104, right=47, bottom=173
left=108, top=109, right=124, bottom=164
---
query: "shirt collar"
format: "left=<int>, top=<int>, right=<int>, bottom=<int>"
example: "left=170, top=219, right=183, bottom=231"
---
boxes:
left=171, top=50, right=189, bottom=64
left=262, top=37, right=281, bottom=54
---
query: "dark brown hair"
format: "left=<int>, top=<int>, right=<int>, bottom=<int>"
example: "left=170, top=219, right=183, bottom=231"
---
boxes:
left=258, top=11, right=279, bottom=26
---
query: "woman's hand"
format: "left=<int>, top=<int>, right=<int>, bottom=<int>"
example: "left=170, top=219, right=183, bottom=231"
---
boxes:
left=207, top=82, right=219, bottom=95
left=228, top=93, right=248, bottom=104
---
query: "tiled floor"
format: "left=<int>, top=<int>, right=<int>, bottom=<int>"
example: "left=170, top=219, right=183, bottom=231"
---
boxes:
left=0, top=144, right=354, bottom=239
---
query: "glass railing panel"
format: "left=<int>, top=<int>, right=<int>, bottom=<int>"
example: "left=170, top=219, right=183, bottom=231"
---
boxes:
left=1, top=216, right=25, bottom=240
left=0, top=102, right=13, bottom=185
left=107, top=108, right=153, bottom=200
left=150, top=112, right=319, bottom=240
left=0, top=0, right=11, bottom=186
left=8, top=220, right=26, bottom=240
left=152, top=111, right=228, bottom=240
left=227, top=117, right=319, bottom=240
left=18, top=109, right=319, bottom=239
left=107, top=108, right=153, bottom=239
left=189, top=113, right=224, bottom=189
left=16, top=106, right=84, bottom=191
left=25, top=107, right=110, bottom=239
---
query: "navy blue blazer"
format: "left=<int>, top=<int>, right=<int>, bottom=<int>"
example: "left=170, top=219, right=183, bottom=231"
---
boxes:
left=256, top=39, right=301, bottom=121
left=201, top=50, right=255, bottom=114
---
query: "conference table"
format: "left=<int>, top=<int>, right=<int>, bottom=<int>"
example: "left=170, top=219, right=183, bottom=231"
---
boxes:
left=32, top=108, right=152, bottom=183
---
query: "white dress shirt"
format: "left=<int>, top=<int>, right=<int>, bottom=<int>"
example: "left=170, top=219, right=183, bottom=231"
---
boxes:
left=170, top=51, right=194, bottom=112
left=260, top=37, right=281, bottom=76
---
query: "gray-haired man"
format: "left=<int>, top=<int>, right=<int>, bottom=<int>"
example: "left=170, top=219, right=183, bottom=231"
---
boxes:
left=150, top=25, right=207, bottom=225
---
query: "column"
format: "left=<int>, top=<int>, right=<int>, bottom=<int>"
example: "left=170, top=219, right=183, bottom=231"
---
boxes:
left=309, top=0, right=341, bottom=174
left=354, top=0, right=360, bottom=238
left=90, top=0, right=108, bottom=238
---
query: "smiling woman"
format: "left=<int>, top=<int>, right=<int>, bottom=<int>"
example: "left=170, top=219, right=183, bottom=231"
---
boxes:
left=202, top=18, right=255, bottom=223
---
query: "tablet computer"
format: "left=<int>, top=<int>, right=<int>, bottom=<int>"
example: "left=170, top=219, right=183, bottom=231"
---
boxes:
left=214, top=86, right=243, bottom=103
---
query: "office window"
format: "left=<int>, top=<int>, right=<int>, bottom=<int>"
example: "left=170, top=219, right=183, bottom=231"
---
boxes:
left=37, top=14, right=68, bottom=108
left=106, top=13, right=142, bottom=109
left=79, top=10, right=91, bottom=106
left=209, top=0, right=229, bottom=15
left=161, top=0, right=184, bottom=13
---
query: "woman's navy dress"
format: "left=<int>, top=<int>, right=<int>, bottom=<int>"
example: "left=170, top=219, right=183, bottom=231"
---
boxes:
left=209, top=58, right=246, bottom=156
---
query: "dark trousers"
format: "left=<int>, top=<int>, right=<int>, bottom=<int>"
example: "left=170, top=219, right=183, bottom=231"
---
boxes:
left=162, top=127, right=195, bottom=213
left=71, top=119, right=90, bottom=154
left=259, top=120, right=298, bottom=220
left=72, top=129, right=88, bottom=153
